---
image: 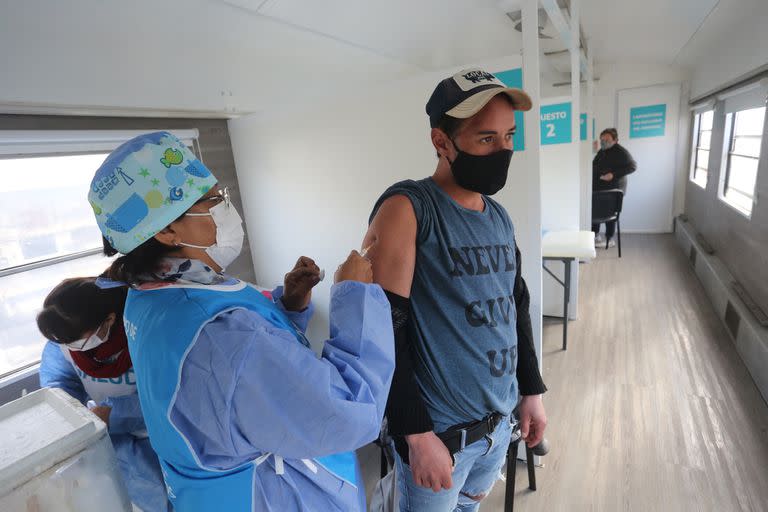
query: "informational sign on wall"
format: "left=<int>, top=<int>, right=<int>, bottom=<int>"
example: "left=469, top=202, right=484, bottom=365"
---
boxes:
left=580, top=113, right=587, bottom=141
left=540, top=102, right=572, bottom=145
left=592, top=117, right=596, bottom=140
left=494, top=68, right=525, bottom=151
left=629, top=104, right=667, bottom=138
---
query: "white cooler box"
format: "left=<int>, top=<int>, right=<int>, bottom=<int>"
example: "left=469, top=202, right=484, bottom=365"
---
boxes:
left=0, top=387, right=132, bottom=512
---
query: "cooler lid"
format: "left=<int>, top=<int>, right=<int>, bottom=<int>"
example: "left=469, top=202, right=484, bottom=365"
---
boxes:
left=0, top=387, right=106, bottom=496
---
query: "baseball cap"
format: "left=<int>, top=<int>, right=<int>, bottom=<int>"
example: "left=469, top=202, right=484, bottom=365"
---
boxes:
left=426, top=68, right=532, bottom=128
left=88, top=131, right=218, bottom=254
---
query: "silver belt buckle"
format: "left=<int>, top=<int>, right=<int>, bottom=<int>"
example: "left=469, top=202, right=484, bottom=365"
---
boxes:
left=458, top=428, right=467, bottom=453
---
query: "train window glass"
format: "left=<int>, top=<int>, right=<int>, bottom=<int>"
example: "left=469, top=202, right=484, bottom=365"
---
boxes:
left=0, top=253, right=116, bottom=379
left=0, top=154, right=116, bottom=379
left=0, top=154, right=108, bottom=270
left=720, top=106, right=765, bottom=217
left=690, top=110, right=713, bottom=188
left=0, top=130, right=200, bottom=380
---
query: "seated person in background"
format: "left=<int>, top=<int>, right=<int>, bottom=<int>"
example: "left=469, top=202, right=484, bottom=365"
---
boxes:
left=592, top=127, right=637, bottom=247
left=37, top=277, right=170, bottom=512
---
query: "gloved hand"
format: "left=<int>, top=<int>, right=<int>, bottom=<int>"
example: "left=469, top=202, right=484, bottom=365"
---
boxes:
left=335, top=251, right=374, bottom=284
left=282, top=256, right=322, bottom=311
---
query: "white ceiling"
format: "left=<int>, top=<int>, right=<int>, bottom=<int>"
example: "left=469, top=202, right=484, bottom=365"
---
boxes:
left=675, top=0, right=768, bottom=98
left=0, top=0, right=423, bottom=115
left=675, top=0, right=766, bottom=67
left=213, top=0, right=738, bottom=87
left=219, top=0, right=734, bottom=72
left=214, top=0, right=573, bottom=97
left=218, top=0, right=526, bottom=71
left=2, top=0, right=762, bottom=115
left=0, top=0, right=531, bottom=115
left=580, top=0, right=719, bottom=65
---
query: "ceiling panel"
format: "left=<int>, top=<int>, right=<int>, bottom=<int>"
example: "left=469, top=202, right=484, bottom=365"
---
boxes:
left=220, top=0, right=269, bottom=11
left=675, top=0, right=767, bottom=67
left=580, top=0, right=719, bottom=64
left=218, top=0, right=524, bottom=70
left=7, top=0, right=740, bottom=115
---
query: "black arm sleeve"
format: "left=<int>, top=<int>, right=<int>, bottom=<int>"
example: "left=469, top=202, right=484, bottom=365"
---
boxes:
left=514, top=244, right=548, bottom=396
left=383, top=290, right=434, bottom=435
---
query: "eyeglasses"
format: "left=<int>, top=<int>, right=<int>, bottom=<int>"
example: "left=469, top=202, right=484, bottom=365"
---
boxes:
left=66, top=318, right=111, bottom=351
left=190, top=186, right=231, bottom=210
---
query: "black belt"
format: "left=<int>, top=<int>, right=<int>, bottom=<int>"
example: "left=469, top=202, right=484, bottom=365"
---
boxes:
left=393, top=412, right=504, bottom=465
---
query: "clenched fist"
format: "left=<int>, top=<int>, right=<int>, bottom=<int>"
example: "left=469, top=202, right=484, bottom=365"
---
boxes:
left=282, top=256, right=322, bottom=311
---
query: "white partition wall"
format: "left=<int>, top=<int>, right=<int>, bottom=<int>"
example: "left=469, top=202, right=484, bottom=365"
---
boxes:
left=228, top=56, right=543, bottom=350
left=617, top=83, right=681, bottom=232
left=541, top=96, right=582, bottom=232
left=536, top=0, right=589, bottom=319
left=540, top=95, right=582, bottom=319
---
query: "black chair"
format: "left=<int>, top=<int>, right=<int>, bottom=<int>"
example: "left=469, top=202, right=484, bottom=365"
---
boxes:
left=592, top=189, right=624, bottom=258
left=504, top=411, right=549, bottom=512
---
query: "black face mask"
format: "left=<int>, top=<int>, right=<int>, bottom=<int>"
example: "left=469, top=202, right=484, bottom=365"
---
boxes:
left=447, top=140, right=513, bottom=196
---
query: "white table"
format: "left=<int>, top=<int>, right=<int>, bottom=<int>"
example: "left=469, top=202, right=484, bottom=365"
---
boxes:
left=542, top=231, right=597, bottom=350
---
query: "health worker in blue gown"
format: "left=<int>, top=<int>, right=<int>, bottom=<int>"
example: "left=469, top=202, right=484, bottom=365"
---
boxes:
left=88, top=131, right=395, bottom=511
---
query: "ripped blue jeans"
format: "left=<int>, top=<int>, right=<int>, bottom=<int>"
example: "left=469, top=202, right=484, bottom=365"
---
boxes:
left=393, top=417, right=513, bottom=512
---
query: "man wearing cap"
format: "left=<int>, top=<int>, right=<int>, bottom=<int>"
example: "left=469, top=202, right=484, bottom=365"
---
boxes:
left=364, top=68, right=547, bottom=510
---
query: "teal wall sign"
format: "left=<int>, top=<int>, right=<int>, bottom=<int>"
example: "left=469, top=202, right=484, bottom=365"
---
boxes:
left=629, top=104, right=666, bottom=138
left=493, top=68, right=525, bottom=151
left=540, top=102, right=572, bottom=145
left=580, top=113, right=587, bottom=141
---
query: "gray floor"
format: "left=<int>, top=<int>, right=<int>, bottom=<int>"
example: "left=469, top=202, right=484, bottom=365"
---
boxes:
left=361, top=234, right=768, bottom=511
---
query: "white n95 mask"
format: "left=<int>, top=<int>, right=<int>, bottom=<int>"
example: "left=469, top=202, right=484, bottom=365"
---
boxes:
left=180, top=200, right=245, bottom=271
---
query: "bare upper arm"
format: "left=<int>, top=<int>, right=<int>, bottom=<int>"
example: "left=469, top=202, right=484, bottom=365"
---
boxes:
left=362, top=195, right=417, bottom=297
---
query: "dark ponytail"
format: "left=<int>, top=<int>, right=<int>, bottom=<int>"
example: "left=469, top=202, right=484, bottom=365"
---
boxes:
left=37, top=277, right=127, bottom=344
left=103, top=236, right=177, bottom=285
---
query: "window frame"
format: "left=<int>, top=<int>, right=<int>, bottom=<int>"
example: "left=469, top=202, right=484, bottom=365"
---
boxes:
left=690, top=109, right=713, bottom=189
left=0, top=248, right=104, bottom=279
left=0, top=151, right=115, bottom=274
left=718, top=107, right=765, bottom=218
left=0, top=129, right=200, bottom=157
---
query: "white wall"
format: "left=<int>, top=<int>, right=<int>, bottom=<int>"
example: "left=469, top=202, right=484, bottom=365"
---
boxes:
left=539, top=96, right=583, bottom=319
left=592, top=62, right=691, bottom=221
left=228, top=56, right=544, bottom=354
left=616, top=83, right=681, bottom=232
left=540, top=96, right=581, bottom=232
left=678, top=0, right=768, bottom=100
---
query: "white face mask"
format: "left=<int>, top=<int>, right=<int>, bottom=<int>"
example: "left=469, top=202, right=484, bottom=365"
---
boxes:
left=68, top=321, right=112, bottom=352
left=180, top=200, right=245, bottom=271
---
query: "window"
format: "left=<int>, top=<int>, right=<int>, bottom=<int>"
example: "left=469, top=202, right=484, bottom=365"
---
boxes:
left=0, top=154, right=116, bottom=378
left=716, top=81, right=768, bottom=218
left=0, top=254, right=115, bottom=379
left=0, top=130, right=200, bottom=379
left=690, top=110, right=713, bottom=188
left=720, top=106, right=765, bottom=216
